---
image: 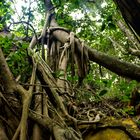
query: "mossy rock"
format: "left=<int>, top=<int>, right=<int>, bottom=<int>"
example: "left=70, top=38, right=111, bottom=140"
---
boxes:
left=85, top=128, right=130, bottom=140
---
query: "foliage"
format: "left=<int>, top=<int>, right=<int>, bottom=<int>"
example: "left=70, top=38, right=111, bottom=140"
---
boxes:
left=1, top=0, right=139, bottom=104
left=0, top=0, right=13, bottom=30
left=0, top=34, right=32, bottom=82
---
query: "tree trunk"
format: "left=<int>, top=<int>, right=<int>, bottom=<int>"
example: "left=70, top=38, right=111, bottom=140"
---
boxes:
left=113, top=0, right=140, bottom=38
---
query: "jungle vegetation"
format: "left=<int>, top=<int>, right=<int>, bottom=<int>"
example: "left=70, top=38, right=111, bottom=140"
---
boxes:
left=0, top=0, right=140, bottom=139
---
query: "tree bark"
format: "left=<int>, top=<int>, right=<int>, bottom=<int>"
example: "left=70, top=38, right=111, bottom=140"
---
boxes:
left=0, top=48, right=15, bottom=93
left=113, top=0, right=140, bottom=38
left=50, top=28, right=140, bottom=81
left=116, top=20, right=140, bottom=49
left=88, top=47, right=140, bottom=81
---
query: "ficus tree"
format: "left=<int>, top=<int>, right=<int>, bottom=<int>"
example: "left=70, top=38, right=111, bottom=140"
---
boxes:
left=0, top=0, right=140, bottom=140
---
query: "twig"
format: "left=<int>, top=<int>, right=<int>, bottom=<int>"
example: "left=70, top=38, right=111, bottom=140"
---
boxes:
left=8, top=21, right=37, bottom=40
left=12, top=123, right=21, bottom=140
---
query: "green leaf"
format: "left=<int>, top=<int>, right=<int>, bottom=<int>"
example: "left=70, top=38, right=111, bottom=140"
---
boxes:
left=99, top=89, right=108, bottom=96
left=107, top=15, right=113, bottom=22
left=108, top=22, right=116, bottom=30
left=101, top=22, right=106, bottom=31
